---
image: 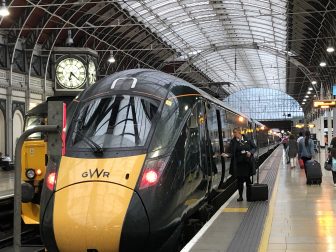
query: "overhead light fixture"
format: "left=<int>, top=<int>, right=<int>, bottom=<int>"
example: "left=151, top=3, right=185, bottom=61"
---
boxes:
left=308, top=87, right=313, bottom=90
left=303, top=99, right=307, bottom=101
left=307, top=91, right=311, bottom=94
left=302, top=102, right=305, bottom=105
left=311, top=80, right=317, bottom=85
left=327, top=39, right=334, bottom=53
left=0, top=0, right=9, bottom=16
left=108, top=51, right=116, bottom=63
left=305, top=95, right=309, bottom=98
left=320, top=61, right=327, bottom=67
left=327, top=46, right=335, bottom=53
left=65, top=30, right=74, bottom=46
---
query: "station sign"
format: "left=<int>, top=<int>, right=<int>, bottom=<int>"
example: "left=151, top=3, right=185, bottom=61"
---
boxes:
left=313, top=100, right=336, bottom=108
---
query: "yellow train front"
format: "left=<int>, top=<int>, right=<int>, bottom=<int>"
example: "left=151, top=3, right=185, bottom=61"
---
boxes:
left=40, top=69, right=266, bottom=252
left=21, top=102, right=47, bottom=224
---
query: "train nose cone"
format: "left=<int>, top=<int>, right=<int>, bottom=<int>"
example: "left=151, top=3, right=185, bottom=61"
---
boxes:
left=50, top=182, right=148, bottom=252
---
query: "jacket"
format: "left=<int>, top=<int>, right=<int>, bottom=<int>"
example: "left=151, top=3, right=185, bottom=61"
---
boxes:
left=229, top=135, right=257, bottom=177
left=288, top=139, right=298, bottom=158
left=298, top=138, right=314, bottom=158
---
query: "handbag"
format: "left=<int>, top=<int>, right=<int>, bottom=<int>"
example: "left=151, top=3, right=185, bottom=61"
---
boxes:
left=324, top=161, right=332, bottom=171
left=299, top=159, right=304, bottom=169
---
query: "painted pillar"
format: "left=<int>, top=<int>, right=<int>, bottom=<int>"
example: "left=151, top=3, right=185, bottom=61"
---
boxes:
left=319, top=113, right=325, bottom=147
left=6, top=86, right=12, bottom=158
left=328, top=109, right=332, bottom=146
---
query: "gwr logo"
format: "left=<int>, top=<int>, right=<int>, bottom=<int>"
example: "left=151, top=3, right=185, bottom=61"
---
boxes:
left=82, top=168, right=110, bottom=179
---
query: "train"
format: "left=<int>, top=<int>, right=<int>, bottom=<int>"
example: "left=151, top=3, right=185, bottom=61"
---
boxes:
left=34, top=69, right=278, bottom=251
left=21, top=97, right=74, bottom=225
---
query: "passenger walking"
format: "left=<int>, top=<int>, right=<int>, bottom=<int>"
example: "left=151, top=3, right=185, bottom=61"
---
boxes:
left=298, top=130, right=315, bottom=173
left=297, top=131, right=304, bottom=144
left=288, top=134, right=298, bottom=168
left=229, top=128, right=257, bottom=202
left=282, top=135, right=289, bottom=164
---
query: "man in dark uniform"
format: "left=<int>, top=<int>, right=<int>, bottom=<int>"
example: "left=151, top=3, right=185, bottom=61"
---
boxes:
left=228, top=128, right=257, bottom=201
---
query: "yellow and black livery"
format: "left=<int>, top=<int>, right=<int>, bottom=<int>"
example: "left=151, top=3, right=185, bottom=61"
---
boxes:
left=40, top=69, right=277, bottom=252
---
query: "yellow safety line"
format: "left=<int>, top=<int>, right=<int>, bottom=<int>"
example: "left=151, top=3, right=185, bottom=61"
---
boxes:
left=258, top=166, right=281, bottom=252
left=223, top=208, right=248, bottom=213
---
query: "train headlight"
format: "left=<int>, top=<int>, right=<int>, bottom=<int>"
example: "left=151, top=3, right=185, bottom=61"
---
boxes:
left=36, top=169, right=42, bottom=176
left=26, top=169, right=36, bottom=179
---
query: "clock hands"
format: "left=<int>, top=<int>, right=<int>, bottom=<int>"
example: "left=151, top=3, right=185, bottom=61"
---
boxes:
left=69, top=71, right=80, bottom=81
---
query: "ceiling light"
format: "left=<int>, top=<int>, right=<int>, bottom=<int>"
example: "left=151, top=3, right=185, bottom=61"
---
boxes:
left=0, top=0, right=9, bottom=17
left=305, top=95, right=309, bottom=98
left=108, top=51, right=116, bottom=63
left=307, top=91, right=311, bottom=94
left=327, top=40, right=334, bottom=53
left=65, top=30, right=74, bottom=46
left=308, top=87, right=313, bottom=90
left=327, top=46, right=335, bottom=53
left=320, top=61, right=327, bottom=67
left=302, top=102, right=305, bottom=105
left=311, top=80, right=317, bottom=85
left=303, top=99, right=307, bottom=101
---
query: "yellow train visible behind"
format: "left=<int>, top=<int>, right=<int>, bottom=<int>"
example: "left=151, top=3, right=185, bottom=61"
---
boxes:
left=21, top=97, right=73, bottom=224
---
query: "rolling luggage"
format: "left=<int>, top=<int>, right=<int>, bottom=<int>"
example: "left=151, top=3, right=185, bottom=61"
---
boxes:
left=246, top=163, right=268, bottom=202
left=305, top=160, right=322, bottom=185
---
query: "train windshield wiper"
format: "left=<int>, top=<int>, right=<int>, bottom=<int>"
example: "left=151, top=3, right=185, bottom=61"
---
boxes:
left=73, top=130, right=103, bottom=154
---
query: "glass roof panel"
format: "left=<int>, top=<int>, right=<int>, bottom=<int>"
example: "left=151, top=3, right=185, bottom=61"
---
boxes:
left=120, top=0, right=288, bottom=93
left=224, top=88, right=304, bottom=120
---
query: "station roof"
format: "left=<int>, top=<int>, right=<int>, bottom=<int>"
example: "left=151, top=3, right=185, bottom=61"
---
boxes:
left=1, top=0, right=335, bottom=115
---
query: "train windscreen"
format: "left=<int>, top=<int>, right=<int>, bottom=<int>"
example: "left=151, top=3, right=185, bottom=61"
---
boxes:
left=24, top=115, right=46, bottom=140
left=68, top=95, right=159, bottom=150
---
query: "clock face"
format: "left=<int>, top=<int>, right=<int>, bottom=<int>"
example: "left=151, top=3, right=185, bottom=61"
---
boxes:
left=88, top=60, right=97, bottom=85
left=56, top=57, right=86, bottom=89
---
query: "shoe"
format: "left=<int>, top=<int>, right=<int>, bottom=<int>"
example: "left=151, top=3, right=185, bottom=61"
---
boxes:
left=237, top=197, right=243, bottom=202
left=287, top=161, right=290, bottom=164
left=333, top=184, right=336, bottom=187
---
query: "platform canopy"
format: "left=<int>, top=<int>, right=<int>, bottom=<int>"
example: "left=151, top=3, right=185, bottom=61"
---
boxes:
left=0, top=0, right=335, bottom=116
left=121, top=0, right=288, bottom=93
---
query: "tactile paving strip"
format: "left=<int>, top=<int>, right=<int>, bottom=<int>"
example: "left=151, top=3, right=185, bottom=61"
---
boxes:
left=227, top=147, right=283, bottom=252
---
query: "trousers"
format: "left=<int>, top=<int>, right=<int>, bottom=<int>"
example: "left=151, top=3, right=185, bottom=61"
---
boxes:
left=237, top=176, right=252, bottom=197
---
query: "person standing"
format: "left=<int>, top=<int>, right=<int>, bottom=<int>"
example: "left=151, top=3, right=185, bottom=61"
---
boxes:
left=287, top=134, right=298, bottom=168
left=328, top=137, right=336, bottom=186
left=298, top=130, right=315, bottom=173
left=228, top=128, right=257, bottom=202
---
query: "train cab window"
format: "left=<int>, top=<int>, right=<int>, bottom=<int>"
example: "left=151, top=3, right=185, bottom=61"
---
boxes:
left=24, top=116, right=45, bottom=140
left=68, top=95, right=159, bottom=150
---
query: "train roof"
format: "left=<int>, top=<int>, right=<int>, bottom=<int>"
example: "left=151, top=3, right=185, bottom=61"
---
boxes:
left=26, top=96, right=75, bottom=116
left=26, top=102, right=47, bottom=116
left=79, top=69, right=254, bottom=121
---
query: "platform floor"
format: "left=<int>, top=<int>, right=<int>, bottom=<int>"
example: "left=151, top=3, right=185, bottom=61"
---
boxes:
left=182, top=146, right=335, bottom=252
left=0, top=169, right=14, bottom=199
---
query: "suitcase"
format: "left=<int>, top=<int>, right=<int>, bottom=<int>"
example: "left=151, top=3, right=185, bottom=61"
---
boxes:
left=305, top=160, right=322, bottom=185
left=246, top=166, right=268, bottom=202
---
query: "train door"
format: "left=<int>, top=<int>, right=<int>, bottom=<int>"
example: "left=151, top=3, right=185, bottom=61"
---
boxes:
left=205, top=102, right=223, bottom=189
left=182, top=101, right=209, bottom=206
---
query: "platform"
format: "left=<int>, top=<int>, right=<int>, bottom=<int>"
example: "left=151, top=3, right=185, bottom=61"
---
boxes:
left=0, top=169, right=14, bottom=200
left=182, top=146, right=334, bottom=252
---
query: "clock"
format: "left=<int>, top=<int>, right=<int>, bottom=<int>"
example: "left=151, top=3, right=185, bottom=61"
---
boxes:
left=56, top=57, right=86, bottom=89
left=88, top=60, right=97, bottom=85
